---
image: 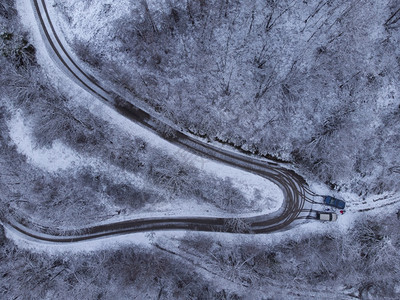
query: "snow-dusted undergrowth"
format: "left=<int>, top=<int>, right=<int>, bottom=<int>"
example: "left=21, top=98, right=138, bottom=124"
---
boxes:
left=8, top=108, right=282, bottom=218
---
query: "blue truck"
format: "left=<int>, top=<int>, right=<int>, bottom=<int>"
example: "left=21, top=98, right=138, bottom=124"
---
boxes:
left=324, top=196, right=346, bottom=209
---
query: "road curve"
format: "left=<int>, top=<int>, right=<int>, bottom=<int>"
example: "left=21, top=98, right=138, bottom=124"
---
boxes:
left=1, top=0, right=310, bottom=242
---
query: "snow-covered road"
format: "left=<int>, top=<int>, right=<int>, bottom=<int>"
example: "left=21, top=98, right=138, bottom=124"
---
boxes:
left=0, top=0, right=315, bottom=244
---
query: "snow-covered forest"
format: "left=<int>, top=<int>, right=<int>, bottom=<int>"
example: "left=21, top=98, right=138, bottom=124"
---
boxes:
left=57, top=0, right=400, bottom=196
left=1, top=0, right=400, bottom=299
left=1, top=0, right=278, bottom=230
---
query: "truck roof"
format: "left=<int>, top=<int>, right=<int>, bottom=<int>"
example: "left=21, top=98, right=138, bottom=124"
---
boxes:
left=317, top=212, right=337, bottom=221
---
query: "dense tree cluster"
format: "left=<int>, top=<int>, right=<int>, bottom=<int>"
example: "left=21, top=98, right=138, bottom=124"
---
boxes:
left=180, top=213, right=400, bottom=299
left=0, top=1, right=35, bottom=68
left=60, top=0, right=400, bottom=195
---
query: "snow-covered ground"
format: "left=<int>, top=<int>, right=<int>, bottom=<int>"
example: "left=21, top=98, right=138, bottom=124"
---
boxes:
left=7, top=110, right=282, bottom=219
left=13, top=0, right=283, bottom=220
left=306, top=180, right=400, bottom=233
left=4, top=3, right=400, bottom=300
left=12, top=0, right=400, bottom=254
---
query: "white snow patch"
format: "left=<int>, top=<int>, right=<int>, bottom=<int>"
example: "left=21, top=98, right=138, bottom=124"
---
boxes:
left=7, top=110, right=148, bottom=190
left=166, top=148, right=283, bottom=212
left=8, top=111, right=81, bottom=172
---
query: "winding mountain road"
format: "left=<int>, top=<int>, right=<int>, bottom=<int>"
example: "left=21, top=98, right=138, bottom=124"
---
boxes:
left=1, top=0, right=314, bottom=242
